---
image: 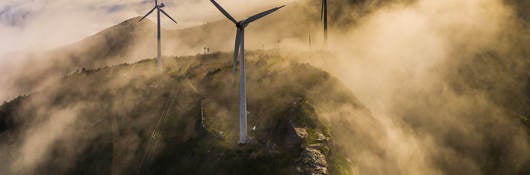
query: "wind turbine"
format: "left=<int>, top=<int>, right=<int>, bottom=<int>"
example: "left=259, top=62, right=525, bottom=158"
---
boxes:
left=321, top=0, right=328, bottom=43
left=139, top=0, right=177, bottom=71
left=309, top=31, right=312, bottom=48
left=209, top=0, right=284, bottom=144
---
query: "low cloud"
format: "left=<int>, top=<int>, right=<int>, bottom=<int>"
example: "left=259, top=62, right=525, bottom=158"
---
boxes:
left=0, top=0, right=289, bottom=56
left=0, top=0, right=528, bottom=174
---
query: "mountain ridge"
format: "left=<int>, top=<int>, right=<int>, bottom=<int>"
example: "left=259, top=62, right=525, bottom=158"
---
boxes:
left=0, top=50, right=373, bottom=175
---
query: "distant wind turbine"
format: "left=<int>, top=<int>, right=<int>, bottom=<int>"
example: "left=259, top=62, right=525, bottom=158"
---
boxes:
left=139, top=0, right=177, bottom=71
left=321, top=0, right=328, bottom=43
left=209, top=0, right=285, bottom=144
left=309, top=31, right=312, bottom=48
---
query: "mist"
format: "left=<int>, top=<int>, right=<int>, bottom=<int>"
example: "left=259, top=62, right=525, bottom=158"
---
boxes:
left=305, top=0, right=530, bottom=174
left=0, top=0, right=290, bottom=102
left=0, top=0, right=288, bottom=56
left=1, top=0, right=529, bottom=174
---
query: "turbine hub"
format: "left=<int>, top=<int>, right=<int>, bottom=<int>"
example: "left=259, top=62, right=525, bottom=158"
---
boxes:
left=236, top=22, right=247, bottom=29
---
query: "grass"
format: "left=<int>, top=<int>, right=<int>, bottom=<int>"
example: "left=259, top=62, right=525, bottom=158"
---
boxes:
left=0, top=51, right=362, bottom=174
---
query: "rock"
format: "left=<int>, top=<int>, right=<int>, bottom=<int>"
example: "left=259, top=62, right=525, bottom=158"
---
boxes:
left=314, top=131, right=329, bottom=143
left=307, top=143, right=325, bottom=149
left=299, top=148, right=328, bottom=175
left=294, top=127, right=309, bottom=138
left=285, top=121, right=308, bottom=148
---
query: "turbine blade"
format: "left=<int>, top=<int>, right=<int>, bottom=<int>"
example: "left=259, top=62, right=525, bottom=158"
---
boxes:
left=324, top=0, right=328, bottom=32
left=321, top=1, right=324, bottom=21
left=155, top=0, right=158, bottom=6
left=160, top=9, right=177, bottom=24
left=139, top=7, right=156, bottom=22
left=233, top=30, right=241, bottom=73
left=209, top=0, right=237, bottom=24
left=325, top=0, right=328, bottom=20
left=242, top=5, right=285, bottom=25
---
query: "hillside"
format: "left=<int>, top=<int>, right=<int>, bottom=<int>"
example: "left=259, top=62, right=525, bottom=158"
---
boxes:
left=0, top=0, right=401, bottom=102
left=5, top=0, right=528, bottom=102
left=0, top=51, right=373, bottom=175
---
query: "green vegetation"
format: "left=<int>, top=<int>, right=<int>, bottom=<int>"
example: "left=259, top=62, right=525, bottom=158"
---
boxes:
left=0, top=51, right=365, bottom=175
left=328, top=153, right=352, bottom=175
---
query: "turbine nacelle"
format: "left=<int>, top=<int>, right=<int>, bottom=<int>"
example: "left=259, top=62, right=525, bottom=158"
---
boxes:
left=138, top=1, right=177, bottom=24
left=210, top=0, right=284, bottom=31
left=235, top=22, right=247, bottom=29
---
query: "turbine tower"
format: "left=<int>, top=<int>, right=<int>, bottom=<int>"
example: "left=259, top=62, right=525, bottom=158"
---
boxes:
left=139, top=0, right=177, bottom=72
left=321, top=0, right=328, bottom=43
left=209, top=0, right=284, bottom=144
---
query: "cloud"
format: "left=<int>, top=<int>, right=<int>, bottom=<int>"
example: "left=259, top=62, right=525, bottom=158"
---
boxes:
left=11, top=106, right=80, bottom=174
left=0, top=0, right=528, bottom=174
left=305, top=0, right=530, bottom=174
left=0, top=0, right=291, bottom=102
left=0, top=0, right=289, bottom=56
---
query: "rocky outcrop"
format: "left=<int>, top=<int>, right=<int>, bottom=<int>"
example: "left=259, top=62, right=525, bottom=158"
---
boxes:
left=285, top=121, right=309, bottom=148
left=299, top=148, right=328, bottom=175
left=285, top=121, right=330, bottom=175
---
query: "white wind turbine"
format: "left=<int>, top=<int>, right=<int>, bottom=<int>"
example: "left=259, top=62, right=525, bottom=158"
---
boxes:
left=139, top=0, right=177, bottom=71
left=209, top=0, right=285, bottom=144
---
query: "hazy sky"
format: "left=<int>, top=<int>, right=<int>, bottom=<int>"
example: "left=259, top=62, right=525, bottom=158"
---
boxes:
left=0, top=0, right=288, bottom=57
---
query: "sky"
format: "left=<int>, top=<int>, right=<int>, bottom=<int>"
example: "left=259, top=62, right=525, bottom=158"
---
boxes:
left=0, top=0, right=288, bottom=58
